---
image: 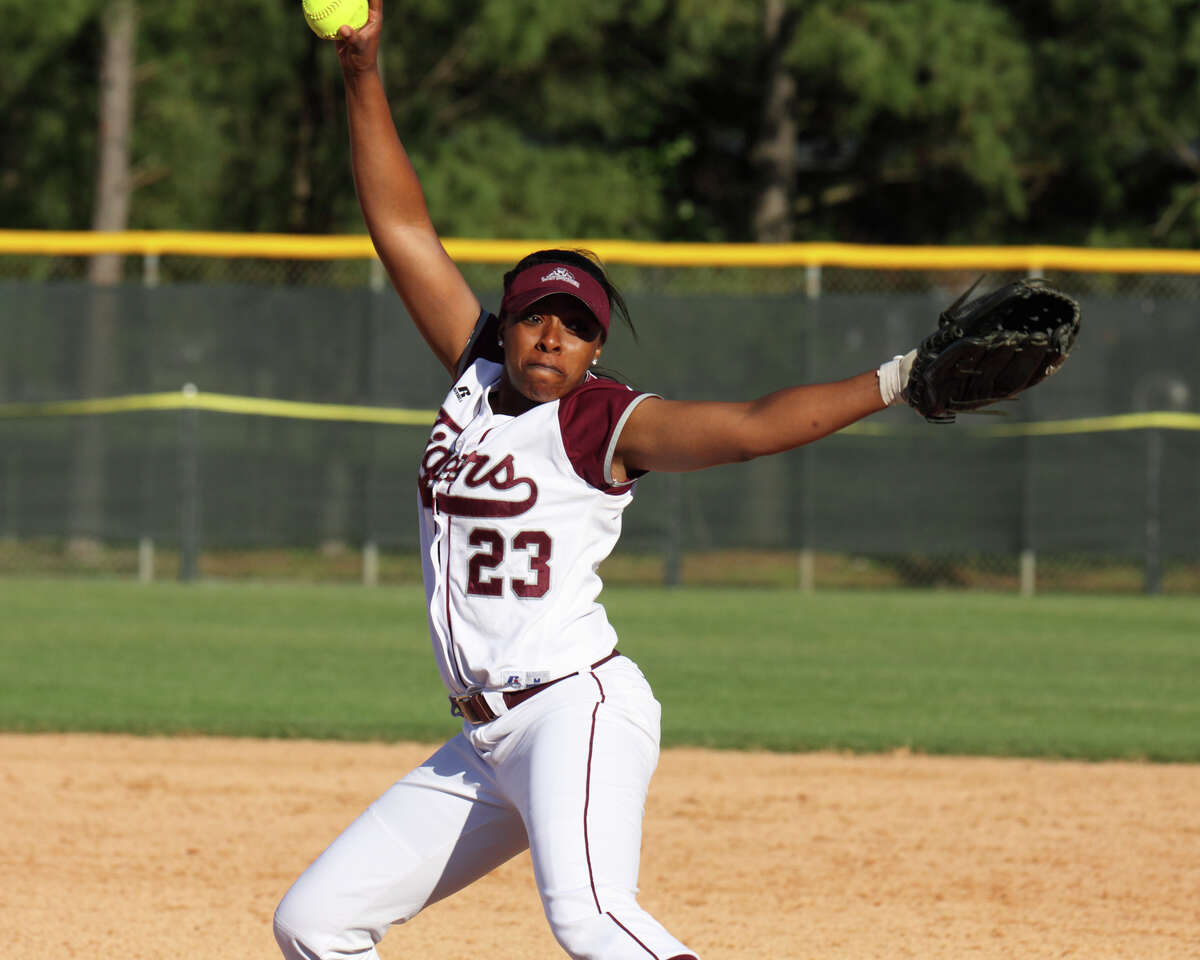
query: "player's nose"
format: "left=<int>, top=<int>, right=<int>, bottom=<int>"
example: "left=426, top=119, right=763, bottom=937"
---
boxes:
left=536, top=319, right=563, bottom=351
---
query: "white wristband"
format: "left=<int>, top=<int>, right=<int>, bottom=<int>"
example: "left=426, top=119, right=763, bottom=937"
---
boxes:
left=877, top=349, right=917, bottom=407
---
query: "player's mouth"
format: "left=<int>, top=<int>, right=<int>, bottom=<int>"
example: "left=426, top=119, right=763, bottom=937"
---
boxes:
left=526, top=361, right=564, bottom=376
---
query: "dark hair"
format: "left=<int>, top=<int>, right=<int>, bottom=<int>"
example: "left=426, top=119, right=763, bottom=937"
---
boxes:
left=502, top=248, right=635, bottom=341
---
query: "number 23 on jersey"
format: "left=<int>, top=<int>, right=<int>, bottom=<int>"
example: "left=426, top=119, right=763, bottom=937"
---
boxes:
left=466, top=528, right=551, bottom=598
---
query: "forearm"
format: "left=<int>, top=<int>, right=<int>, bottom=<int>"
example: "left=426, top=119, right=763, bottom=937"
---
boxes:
left=618, top=370, right=887, bottom=476
left=740, top=370, right=886, bottom=456
left=343, top=67, right=433, bottom=239
left=339, top=51, right=481, bottom=373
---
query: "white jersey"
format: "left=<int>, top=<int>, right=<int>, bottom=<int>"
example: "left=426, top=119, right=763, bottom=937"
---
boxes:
left=417, top=355, right=655, bottom=697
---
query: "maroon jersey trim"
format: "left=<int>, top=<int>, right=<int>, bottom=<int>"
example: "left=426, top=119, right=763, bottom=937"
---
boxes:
left=558, top=377, right=656, bottom=494
left=603, top=393, right=656, bottom=488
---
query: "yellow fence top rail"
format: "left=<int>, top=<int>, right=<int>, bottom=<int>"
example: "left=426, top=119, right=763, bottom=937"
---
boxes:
left=5, top=230, right=1200, bottom=273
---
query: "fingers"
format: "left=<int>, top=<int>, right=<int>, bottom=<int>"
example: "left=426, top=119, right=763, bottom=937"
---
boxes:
left=333, top=0, right=382, bottom=72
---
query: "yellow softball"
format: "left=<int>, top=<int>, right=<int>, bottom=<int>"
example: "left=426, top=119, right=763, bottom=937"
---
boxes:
left=302, top=0, right=368, bottom=40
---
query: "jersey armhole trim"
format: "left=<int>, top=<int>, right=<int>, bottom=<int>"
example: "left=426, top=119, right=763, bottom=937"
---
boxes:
left=455, top=309, right=498, bottom=378
left=603, top=393, right=659, bottom=488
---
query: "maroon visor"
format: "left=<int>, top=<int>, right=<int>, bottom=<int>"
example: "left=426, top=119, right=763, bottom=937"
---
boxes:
left=499, top=262, right=610, bottom=336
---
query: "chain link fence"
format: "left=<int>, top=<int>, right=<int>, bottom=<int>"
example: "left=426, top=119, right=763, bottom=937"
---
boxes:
left=1, top=239, right=1198, bottom=592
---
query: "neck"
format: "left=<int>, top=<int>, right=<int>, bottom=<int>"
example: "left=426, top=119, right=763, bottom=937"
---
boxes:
left=490, top=377, right=540, bottom=416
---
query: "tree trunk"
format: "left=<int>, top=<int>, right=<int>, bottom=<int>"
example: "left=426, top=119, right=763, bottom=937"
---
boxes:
left=746, top=0, right=799, bottom=548
left=751, top=0, right=798, bottom=243
left=69, top=0, right=136, bottom=559
left=89, top=0, right=136, bottom=268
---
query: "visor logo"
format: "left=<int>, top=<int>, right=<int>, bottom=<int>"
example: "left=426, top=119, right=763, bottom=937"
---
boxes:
left=540, top=267, right=580, bottom=288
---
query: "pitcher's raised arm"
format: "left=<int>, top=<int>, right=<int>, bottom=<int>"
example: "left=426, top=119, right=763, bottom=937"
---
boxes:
left=335, top=0, right=481, bottom=374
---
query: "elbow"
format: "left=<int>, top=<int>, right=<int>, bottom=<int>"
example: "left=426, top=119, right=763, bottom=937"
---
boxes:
left=720, top=423, right=769, bottom=463
left=738, top=421, right=805, bottom=460
left=728, top=405, right=818, bottom=462
left=729, top=438, right=775, bottom=464
left=734, top=432, right=814, bottom=463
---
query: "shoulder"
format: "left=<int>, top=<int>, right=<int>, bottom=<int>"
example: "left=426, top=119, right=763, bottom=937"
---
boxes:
left=558, top=375, right=648, bottom=426
left=455, top=309, right=503, bottom=376
left=557, top=375, right=658, bottom=492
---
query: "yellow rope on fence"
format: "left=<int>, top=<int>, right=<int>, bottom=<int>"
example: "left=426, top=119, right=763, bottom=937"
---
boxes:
left=1, top=390, right=1198, bottom=436
left=0, top=390, right=436, bottom=426
left=970, top=410, right=1200, bottom=436
left=839, top=411, right=1200, bottom=436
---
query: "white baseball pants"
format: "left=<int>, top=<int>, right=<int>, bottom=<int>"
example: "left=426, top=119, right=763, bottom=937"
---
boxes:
left=273, top=656, right=699, bottom=960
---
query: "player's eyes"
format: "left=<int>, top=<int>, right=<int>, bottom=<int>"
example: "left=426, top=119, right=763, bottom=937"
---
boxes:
left=565, top=319, right=600, bottom=341
left=519, top=313, right=597, bottom=341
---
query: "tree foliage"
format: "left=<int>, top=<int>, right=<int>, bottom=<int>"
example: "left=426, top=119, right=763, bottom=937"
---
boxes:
left=3, top=0, right=1200, bottom=246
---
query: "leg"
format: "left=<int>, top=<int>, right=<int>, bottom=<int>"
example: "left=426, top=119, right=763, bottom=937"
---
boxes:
left=493, top=661, right=699, bottom=960
left=273, top=733, right=527, bottom=960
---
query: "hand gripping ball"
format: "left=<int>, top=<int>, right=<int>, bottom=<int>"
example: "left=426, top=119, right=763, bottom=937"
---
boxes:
left=303, top=0, right=368, bottom=39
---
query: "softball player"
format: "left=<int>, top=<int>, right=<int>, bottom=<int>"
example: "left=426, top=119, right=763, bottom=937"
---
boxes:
left=273, top=3, right=913, bottom=958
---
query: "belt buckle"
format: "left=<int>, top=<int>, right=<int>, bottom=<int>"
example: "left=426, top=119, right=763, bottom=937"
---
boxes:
left=450, top=692, right=498, bottom=725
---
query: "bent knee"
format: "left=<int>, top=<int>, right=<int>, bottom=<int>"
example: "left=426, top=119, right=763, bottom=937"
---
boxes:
left=273, top=901, right=327, bottom=960
left=273, top=897, right=379, bottom=960
left=272, top=904, right=314, bottom=960
left=543, top=888, right=694, bottom=960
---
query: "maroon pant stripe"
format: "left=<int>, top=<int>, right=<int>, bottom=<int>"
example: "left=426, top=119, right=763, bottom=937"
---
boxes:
left=583, top=701, right=602, bottom=912
left=606, top=912, right=661, bottom=959
left=583, top=671, right=677, bottom=959
left=583, top=672, right=607, bottom=913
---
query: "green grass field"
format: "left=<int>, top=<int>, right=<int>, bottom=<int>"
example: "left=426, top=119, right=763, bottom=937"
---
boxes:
left=1, top=578, right=1197, bottom=761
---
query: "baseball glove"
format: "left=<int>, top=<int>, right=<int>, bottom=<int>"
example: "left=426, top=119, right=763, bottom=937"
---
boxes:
left=905, top=277, right=1081, bottom=423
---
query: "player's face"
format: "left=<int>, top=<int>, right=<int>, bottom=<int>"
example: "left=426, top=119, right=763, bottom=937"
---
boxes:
left=502, top=294, right=604, bottom=404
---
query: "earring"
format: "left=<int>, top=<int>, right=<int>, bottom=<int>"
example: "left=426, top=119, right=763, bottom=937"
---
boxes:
left=497, top=336, right=504, bottom=347
left=591, top=358, right=598, bottom=366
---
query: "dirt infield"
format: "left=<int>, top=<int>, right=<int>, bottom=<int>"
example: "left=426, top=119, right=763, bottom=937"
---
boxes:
left=3, top=734, right=1197, bottom=959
